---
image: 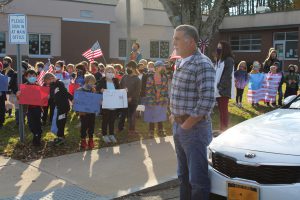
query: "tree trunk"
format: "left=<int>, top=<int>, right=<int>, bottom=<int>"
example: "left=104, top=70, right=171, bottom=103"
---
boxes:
left=159, top=0, right=227, bottom=54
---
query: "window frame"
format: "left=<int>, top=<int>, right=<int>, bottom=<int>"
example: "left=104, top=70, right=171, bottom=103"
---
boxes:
left=150, top=40, right=170, bottom=59
left=230, top=34, right=262, bottom=53
left=0, top=32, right=6, bottom=56
left=28, top=33, right=51, bottom=58
left=273, top=31, right=298, bottom=60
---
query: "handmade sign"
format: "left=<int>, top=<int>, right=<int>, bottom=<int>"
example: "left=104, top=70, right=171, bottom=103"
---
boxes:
left=0, top=74, right=8, bottom=91
left=73, top=91, right=102, bottom=113
left=102, top=89, right=128, bottom=109
left=19, top=84, right=50, bottom=106
left=69, top=83, right=80, bottom=96
left=51, top=107, right=58, bottom=134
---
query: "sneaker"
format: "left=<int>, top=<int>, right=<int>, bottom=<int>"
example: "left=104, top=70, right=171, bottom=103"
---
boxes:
left=239, top=103, right=243, bottom=108
left=53, top=137, right=65, bottom=146
left=88, top=138, right=95, bottom=149
left=81, top=139, right=87, bottom=150
left=102, top=135, right=111, bottom=143
left=108, top=135, right=117, bottom=143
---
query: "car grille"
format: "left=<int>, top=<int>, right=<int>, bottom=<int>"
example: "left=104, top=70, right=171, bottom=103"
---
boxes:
left=212, top=152, right=300, bottom=184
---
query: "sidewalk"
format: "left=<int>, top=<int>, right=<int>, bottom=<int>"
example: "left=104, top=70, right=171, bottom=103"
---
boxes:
left=0, top=136, right=177, bottom=200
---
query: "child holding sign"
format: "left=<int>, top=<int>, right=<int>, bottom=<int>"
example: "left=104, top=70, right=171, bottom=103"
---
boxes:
left=96, top=65, right=120, bottom=143
left=17, top=69, right=43, bottom=146
left=77, top=74, right=97, bottom=149
left=43, top=73, right=73, bottom=146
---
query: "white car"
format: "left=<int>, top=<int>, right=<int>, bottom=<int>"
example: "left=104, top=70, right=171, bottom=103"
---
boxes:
left=208, top=95, right=300, bottom=200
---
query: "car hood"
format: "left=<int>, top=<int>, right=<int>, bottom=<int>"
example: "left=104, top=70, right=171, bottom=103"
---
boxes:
left=211, top=109, right=300, bottom=156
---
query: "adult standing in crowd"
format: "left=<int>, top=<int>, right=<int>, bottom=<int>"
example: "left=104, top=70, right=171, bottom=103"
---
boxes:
left=263, top=48, right=283, bottom=106
left=170, top=25, right=215, bottom=200
left=214, top=41, right=235, bottom=132
left=144, top=60, right=169, bottom=136
left=129, top=42, right=142, bottom=63
left=118, top=61, right=142, bottom=135
left=284, top=64, right=299, bottom=98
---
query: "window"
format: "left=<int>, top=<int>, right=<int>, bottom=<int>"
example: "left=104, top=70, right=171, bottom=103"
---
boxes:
left=274, top=31, right=298, bottom=59
left=230, top=34, right=261, bottom=52
left=118, top=39, right=136, bottom=57
left=29, top=34, right=51, bottom=55
left=0, top=32, right=5, bottom=54
left=150, top=40, right=170, bottom=59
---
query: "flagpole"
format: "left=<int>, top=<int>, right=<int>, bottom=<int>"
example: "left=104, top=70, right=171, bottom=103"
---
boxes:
left=126, top=0, right=131, bottom=67
left=101, top=55, right=107, bottom=66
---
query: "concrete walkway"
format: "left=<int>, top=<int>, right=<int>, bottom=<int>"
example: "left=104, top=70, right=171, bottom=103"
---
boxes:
left=0, top=136, right=177, bottom=200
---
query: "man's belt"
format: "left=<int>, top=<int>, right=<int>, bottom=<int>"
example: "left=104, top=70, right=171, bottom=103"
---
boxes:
left=174, top=114, right=190, bottom=125
left=174, top=114, right=207, bottom=125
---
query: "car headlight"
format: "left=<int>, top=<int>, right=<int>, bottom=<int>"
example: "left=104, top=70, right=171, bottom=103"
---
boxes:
left=207, top=148, right=213, bottom=166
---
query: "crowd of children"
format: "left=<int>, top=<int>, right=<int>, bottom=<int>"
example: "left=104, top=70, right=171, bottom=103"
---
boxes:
left=234, top=48, right=299, bottom=108
left=0, top=42, right=175, bottom=149
left=1, top=45, right=300, bottom=148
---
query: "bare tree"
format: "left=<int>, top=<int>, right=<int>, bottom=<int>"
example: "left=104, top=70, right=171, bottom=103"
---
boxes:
left=159, top=0, right=230, bottom=42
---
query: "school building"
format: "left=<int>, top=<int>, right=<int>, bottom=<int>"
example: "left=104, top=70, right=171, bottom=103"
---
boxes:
left=0, top=0, right=299, bottom=70
left=0, top=0, right=174, bottom=65
left=218, top=10, right=300, bottom=70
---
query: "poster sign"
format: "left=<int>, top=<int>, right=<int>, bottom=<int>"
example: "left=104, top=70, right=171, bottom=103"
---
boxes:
left=102, top=89, right=128, bottom=109
left=69, top=83, right=80, bottom=96
left=8, top=14, right=28, bottom=44
left=0, top=74, right=9, bottom=91
left=19, top=84, right=50, bottom=106
left=73, top=91, right=102, bottom=113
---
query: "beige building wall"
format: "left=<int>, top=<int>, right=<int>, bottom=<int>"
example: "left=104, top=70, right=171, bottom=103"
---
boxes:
left=1, top=0, right=174, bottom=60
left=0, top=14, right=61, bottom=58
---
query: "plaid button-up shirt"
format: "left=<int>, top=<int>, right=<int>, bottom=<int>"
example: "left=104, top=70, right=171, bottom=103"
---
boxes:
left=170, top=50, right=216, bottom=117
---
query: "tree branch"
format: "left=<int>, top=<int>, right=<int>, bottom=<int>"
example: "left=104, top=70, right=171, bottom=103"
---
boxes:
left=159, top=0, right=182, bottom=27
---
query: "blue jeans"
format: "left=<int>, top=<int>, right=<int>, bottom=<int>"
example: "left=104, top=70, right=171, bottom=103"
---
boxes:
left=173, top=119, right=212, bottom=200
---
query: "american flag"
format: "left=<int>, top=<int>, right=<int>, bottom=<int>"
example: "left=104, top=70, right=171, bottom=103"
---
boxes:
left=37, top=62, right=54, bottom=86
left=82, top=41, right=103, bottom=62
left=198, top=38, right=209, bottom=54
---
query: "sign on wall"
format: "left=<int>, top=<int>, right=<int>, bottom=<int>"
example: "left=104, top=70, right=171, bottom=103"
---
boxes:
left=8, top=14, right=28, bottom=44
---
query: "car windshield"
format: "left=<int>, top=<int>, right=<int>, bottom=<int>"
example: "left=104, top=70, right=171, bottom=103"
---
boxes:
left=285, top=95, right=300, bottom=109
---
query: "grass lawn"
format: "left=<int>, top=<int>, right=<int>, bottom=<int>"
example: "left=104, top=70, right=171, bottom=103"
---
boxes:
left=0, top=87, right=276, bottom=161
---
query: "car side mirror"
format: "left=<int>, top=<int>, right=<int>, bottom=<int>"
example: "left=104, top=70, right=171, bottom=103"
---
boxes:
left=283, top=95, right=297, bottom=106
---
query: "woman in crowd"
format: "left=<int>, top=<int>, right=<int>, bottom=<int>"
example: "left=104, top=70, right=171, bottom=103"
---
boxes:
left=234, top=61, right=249, bottom=108
left=118, top=61, right=142, bottom=135
left=214, top=41, right=235, bottom=132
left=129, top=42, right=142, bottom=63
left=143, top=61, right=168, bottom=136
left=284, top=64, right=299, bottom=98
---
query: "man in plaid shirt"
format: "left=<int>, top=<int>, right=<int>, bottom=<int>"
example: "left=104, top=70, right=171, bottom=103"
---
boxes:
left=170, top=25, right=215, bottom=200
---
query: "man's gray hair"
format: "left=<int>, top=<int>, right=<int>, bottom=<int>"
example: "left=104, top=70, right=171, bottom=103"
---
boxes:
left=175, top=25, right=199, bottom=43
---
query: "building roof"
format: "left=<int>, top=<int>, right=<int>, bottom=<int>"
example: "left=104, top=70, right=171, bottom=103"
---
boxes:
left=220, top=9, right=300, bottom=31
